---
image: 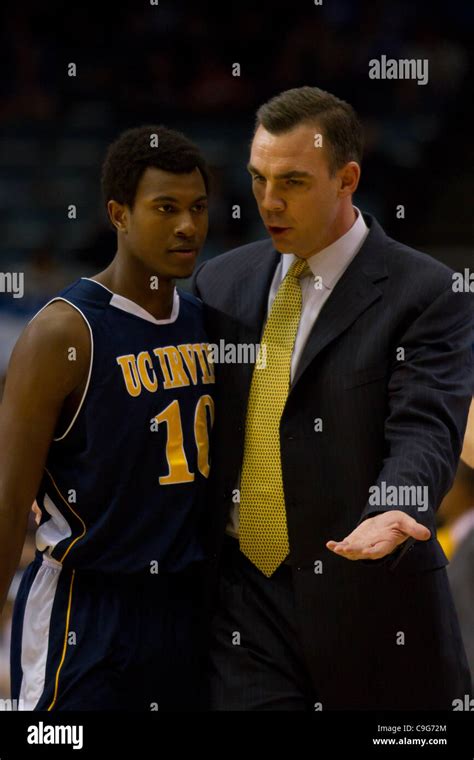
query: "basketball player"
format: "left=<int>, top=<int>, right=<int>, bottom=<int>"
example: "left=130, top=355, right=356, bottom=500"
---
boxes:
left=0, top=126, right=215, bottom=710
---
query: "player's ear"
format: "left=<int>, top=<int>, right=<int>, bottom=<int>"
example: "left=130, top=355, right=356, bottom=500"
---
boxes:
left=107, top=200, right=129, bottom=233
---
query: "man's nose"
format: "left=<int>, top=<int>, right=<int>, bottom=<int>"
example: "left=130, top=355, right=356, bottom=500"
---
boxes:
left=260, top=185, right=285, bottom=213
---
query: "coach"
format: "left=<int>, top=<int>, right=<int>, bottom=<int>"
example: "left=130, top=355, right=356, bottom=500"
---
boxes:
left=193, top=86, right=473, bottom=710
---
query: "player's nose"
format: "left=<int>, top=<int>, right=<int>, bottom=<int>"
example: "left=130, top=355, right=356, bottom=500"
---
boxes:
left=174, top=212, right=197, bottom=237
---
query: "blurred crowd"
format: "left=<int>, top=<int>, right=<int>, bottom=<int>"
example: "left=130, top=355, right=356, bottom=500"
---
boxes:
left=1, top=1, right=473, bottom=352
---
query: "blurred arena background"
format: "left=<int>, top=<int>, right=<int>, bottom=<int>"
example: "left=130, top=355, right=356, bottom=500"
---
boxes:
left=0, top=0, right=473, bottom=699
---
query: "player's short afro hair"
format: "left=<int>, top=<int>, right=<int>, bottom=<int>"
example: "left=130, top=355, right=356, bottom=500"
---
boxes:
left=101, top=125, right=210, bottom=212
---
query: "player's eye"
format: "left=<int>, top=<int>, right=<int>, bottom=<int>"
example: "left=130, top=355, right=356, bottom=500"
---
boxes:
left=286, top=179, right=303, bottom=186
left=192, top=203, right=208, bottom=213
left=156, top=205, right=176, bottom=214
left=251, top=175, right=265, bottom=183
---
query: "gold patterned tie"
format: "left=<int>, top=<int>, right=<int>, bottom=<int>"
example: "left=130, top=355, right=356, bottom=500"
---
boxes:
left=239, top=257, right=311, bottom=576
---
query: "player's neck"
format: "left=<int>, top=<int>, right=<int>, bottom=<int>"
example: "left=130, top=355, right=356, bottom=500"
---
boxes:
left=91, top=255, right=175, bottom=320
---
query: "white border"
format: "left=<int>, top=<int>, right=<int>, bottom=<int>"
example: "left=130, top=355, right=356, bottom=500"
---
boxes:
left=81, top=277, right=180, bottom=325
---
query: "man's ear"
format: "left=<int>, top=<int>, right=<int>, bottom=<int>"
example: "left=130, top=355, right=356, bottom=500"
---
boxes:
left=338, top=161, right=360, bottom=197
left=107, top=200, right=129, bottom=233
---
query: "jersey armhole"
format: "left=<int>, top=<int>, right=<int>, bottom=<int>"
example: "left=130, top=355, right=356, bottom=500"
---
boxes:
left=29, top=296, right=94, bottom=442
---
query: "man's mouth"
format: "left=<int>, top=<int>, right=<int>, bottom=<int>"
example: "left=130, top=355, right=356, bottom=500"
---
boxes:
left=267, top=226, right=291, bottom=236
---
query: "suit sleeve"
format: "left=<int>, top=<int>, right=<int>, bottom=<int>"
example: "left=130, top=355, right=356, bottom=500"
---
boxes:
left=358, top=283, right=473, bottom=535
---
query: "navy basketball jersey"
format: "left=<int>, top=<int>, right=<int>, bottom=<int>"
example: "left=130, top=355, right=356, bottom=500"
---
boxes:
left=33, top=278, right=215, bottom=574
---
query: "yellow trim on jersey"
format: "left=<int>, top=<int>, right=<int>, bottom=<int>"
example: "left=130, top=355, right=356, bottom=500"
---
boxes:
left=44, top=468, right=87, bottom=563
left=47, top=569, right=75, bottom=711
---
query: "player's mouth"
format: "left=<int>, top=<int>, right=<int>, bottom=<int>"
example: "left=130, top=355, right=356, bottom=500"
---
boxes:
left=267, top=225, right=292, bottom=236
left=168, top=247, right=198, bottom=258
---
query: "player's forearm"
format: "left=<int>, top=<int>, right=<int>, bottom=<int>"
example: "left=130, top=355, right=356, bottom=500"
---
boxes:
left=0, top=500, right=30, bottom=614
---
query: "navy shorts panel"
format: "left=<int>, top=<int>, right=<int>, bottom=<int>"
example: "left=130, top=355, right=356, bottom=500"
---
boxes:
left=11, top=555, right=207, bottom=711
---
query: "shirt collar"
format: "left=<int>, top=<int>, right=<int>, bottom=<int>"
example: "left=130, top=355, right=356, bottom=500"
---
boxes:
left=280, top=206, right=369, bottom=289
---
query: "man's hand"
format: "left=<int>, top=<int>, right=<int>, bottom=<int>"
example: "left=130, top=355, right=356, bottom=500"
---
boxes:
left=326, top=510, right=431, bottom=560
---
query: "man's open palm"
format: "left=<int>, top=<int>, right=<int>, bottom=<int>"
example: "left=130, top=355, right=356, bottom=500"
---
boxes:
left=326, top=510, right=431, bottom=560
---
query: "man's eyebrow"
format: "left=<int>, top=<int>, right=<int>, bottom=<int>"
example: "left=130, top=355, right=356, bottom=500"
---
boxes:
left=149, top=194, right=208, bottom=203
left=246, top=164, right=312, bottom=179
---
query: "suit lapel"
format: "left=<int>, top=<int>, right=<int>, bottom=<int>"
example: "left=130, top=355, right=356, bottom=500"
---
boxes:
left=228, top=214, right=389, bottom=403
left=291, top=265, right=384, bottom=389
left=233, top=243, right=280, bottom=403
left=235, top=243, right=280, bottom=337
left=290, top=214, right=389, bottom=389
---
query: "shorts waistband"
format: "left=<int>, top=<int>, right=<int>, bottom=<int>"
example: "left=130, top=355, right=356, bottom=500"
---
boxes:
left=34, top=552, right=207, bottom=586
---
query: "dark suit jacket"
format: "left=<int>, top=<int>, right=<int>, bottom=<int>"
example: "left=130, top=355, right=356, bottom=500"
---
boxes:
left=192, top=213, right=473, bottom=709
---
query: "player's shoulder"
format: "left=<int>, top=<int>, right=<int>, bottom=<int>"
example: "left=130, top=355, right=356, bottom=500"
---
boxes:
left=30, top=296, right=90, bottom=332
left=6, top=296, right=90, bottom=390
left=22, top=296, right=91, bottom=356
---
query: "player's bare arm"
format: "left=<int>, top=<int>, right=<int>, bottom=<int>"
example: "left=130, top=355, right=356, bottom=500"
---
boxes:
left=0, top=302, right=90, bottom=612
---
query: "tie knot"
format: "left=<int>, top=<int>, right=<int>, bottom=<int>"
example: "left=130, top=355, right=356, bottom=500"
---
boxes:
left=287, top=258, right=311, bottom=280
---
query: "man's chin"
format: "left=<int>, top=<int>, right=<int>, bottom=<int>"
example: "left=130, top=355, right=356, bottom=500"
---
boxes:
left=271, top=242, right=294, bottom=254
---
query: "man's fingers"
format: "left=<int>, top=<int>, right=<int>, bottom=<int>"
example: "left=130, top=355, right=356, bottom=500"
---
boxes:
left=327, top=538, right=358, bottom=547
left=326, top=540, right=357, bottom=554
left=326, top=539, right=383, bottom=559
left=398, top=514, right=431, bottom=541
left=326, top=511, right=431, bottom=561
left=327, top=538, right=397, bottom=560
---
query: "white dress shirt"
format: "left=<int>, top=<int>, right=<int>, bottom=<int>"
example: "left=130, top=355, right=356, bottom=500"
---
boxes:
left=226, top=207, right=370, bottom=538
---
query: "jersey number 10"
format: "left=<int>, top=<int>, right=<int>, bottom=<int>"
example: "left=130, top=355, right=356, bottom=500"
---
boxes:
left=154, top=394, right=215, bottom=485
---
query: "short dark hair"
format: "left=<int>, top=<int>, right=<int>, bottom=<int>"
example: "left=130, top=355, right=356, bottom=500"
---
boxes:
left=255, top=86, right=363, bottom=175
left=101, top=125, right=210, bottom=212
